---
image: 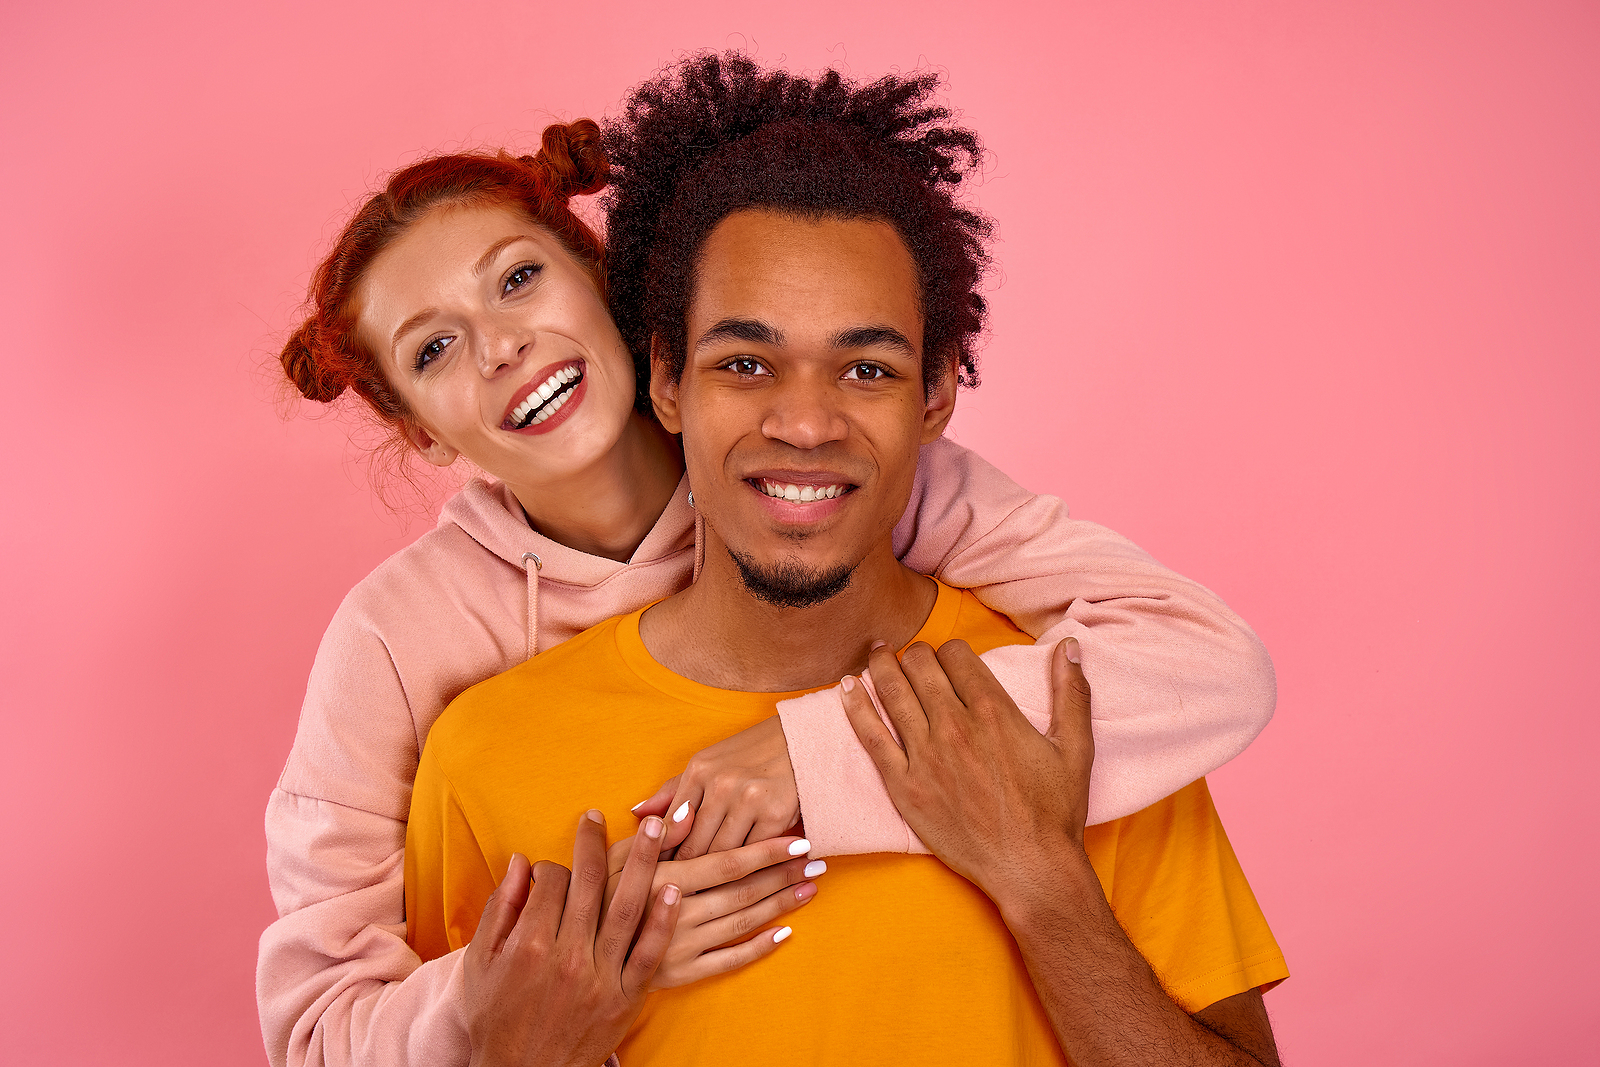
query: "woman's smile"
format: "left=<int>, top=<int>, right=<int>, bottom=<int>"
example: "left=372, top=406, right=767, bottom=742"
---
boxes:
left=504, top=358, right=587, bottom=433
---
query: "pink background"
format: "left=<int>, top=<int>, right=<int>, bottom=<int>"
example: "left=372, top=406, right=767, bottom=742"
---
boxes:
left=2, top=1, right=1595, bottom=1062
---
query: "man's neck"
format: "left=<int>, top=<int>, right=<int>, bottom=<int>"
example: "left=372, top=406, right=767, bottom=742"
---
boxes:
left=639, top=539, right=939, bottom=692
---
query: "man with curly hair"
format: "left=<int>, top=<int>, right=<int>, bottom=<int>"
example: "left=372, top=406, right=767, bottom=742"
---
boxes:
left=407, top=53, right=1286, bottom=1066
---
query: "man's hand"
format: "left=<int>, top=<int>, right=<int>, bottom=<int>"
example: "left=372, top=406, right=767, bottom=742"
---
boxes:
left=604, top=815, right=822, bottom=989
left=630, top=715, right=800, bottom=859
left=461, top=811, right=679, bottom=1067
left=839, top=636, right=1092, bottom=896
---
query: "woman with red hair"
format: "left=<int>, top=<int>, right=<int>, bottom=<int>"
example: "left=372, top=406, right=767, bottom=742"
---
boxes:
left=262, top=57, right=1274, bottom=1067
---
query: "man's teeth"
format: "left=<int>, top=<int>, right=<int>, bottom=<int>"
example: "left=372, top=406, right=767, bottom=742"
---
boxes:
left=511, top=366, right=582, bottom=427
left=758, top=480, right=847, bottom=502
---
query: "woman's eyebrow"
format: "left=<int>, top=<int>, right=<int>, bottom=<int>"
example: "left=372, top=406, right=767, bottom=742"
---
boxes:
left=474, top=234, right=540, bottom=276
left=391, top=307, right=441, bottom=355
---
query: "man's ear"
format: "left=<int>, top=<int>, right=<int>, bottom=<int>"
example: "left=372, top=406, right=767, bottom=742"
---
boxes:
left=402, top=420, right=460, bottom=468
left=648, top=335, right=684, bottom=435
left=920, top=356, right=960, bottom=443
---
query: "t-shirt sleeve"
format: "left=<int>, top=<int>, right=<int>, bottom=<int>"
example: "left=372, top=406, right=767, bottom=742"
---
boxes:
left=406, top=741, right=499, bottom=961
left=1091, top=778, right=1289, bottom=1014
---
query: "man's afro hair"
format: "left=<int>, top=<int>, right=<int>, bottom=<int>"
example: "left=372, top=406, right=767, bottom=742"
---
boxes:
left=602, top=51, right=993, bottom=409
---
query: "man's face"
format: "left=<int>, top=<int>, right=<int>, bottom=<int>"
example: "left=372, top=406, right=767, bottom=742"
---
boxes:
left=652, top=208, right=956, bottom=607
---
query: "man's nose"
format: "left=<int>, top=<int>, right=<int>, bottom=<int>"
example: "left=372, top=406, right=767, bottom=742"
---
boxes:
left=761, top=374, right=848, bottom=449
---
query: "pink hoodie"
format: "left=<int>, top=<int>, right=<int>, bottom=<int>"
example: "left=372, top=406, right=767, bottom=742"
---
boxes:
left=257, top=437, right=1275, bottom=1067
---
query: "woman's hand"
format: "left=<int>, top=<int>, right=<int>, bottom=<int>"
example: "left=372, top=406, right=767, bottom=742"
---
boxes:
left=605, top=814, right=823, bottom=990
left=631, top=714, right=799, bottom=859
left=462, top=810, right=679, bottom=1067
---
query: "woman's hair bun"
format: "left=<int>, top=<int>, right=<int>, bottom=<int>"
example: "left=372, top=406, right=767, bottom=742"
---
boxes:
left=281, top=319, right=346, bottom=403
left=532, top=119, right=609, bottom=199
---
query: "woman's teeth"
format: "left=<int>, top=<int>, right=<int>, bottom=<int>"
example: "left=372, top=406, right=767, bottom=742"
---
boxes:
left=511, top=366, right=582, bottom=428
left=758, top=480, right=848, bottom=502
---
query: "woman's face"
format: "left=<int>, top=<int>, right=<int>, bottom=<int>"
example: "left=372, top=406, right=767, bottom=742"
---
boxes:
left=354, top=202, right=638, bottom=491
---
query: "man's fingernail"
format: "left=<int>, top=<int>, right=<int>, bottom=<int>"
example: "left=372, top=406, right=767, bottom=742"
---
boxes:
left=870, top=640, right=888, bottom=652
left=672, top=801, right=691, bottom=823
left=840, top=675, right=855, bottom=693
left=773, top=926, right=793, bottom=944
left=663, top=884, right=681, bottom=905
left=587, top=809, right=605, bottom=823
left=788, top=839, right=812, bottom=856
left=1063, top=637, right=1082, bottom=665
left=804, top=859, right=827, bottom=878
left=642, top=816, right=664, bottom=840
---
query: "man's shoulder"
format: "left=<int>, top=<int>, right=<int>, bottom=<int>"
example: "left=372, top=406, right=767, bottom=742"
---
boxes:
left=425, top=611, right=635, bottom=753
left=939, top=583, right=1031, bottom=657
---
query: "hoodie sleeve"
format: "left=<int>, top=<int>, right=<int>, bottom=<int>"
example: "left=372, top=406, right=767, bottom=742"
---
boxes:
left=777, top=437, right=1276, bottom=857
left=257, top=601, right=473, bottom=1067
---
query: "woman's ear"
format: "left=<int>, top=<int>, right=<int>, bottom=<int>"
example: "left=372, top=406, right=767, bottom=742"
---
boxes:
left=402, top=421, right=460, bottom=468
left=920, top=354, right=959, bottom=443
left=649, top=336, right=684, bottom=434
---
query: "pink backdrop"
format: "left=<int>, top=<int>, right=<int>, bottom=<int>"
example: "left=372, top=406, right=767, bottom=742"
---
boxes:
left=2, top=1, right=1595, bottom=1063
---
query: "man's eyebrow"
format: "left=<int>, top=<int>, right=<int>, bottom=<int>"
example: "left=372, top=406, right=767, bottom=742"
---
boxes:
left=695, top=318, right=784, bottom=352
left=832, top=325, right=915, bottom=357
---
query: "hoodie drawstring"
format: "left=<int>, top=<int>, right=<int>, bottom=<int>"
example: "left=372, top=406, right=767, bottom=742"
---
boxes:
left=521, top=552, right=542, bottom=660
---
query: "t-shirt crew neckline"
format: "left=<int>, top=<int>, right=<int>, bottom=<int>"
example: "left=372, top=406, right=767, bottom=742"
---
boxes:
left=616, top=578, right=963, bottom=709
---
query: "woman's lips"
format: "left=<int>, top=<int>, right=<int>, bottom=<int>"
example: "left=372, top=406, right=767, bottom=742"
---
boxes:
left=503, top=360, right=586, bottom=434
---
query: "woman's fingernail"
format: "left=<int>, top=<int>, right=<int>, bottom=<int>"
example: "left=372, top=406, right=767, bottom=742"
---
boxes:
left=804, top=859, right=827, bottom=878
left=840, top=675, right=855, bottom=693
left=642, top=816, right=664, bottom=840
left=773, top=926, right=793, bottom=944
left=630, top=800, right=646, bottom=814
left=795, top=882, right=819, bottom=902
left=662, top=884, right=680, bottom=905
left=1063, top=637, right=1082, bottom=665
left=587, top=809, right=605, bottom=824
left=788, top=839, right=812, bottom=856
left=672, top=801, right=691, bottom=823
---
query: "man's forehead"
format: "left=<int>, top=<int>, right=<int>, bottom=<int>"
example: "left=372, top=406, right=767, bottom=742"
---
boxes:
left=689, top=209, right=924, bottom=345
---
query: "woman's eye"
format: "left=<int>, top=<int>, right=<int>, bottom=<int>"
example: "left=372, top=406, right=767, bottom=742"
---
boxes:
left=415, top=336, right=453, bottom=372
left=844, top=363, right=889, bottom=381
left=503, top=263, right=543, bottom=295
left=726, top=358, right=770, bottom=377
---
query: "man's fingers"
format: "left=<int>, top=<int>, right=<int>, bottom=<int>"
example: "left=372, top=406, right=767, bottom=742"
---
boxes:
left=899, top=641, right=963, bottom=728
left=934, top=639, right=1011, bottom=725
left=510, top=858, right=570, bottom=953
left=469, top=852, right=532, bottom=959
left=1050, top=638, right=1094, bottom=763
left=671, top=835, right=813, bottom=894
left=865, top=642, right=931, bottom=753
left=839, top=673, right=910, bottom=782
left=557, top=809, right=610, bottom=948
left=597, top=816, right=666, bottom=972
left=621, top=882, right=682, bottom=1000
left=630, top=775, right=679, bottom=820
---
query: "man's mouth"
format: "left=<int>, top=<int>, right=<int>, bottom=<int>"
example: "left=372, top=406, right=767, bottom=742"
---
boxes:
left=752, top=478, right=853, bottom=503
left=506, top=362, right=584, bottom=430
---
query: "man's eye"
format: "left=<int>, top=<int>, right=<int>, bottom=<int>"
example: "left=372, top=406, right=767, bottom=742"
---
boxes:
left=844, top=363, right=889, bottom=380
left=726, top=358, right=769, bottom=377
left=503, top=263, right=542, bottom=294
left=415, top=336, right=453, bottom=372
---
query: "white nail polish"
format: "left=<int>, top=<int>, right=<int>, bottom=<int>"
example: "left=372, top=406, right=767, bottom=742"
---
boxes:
left=804, top=860, right=827, bottom=878
left=773, top=926, right=793, bottom=944
left=672, top=801, right=691, bottom=823
left=788, top=839, right=811, bottom=856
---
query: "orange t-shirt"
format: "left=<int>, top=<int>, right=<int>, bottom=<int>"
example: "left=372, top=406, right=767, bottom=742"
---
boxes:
left=407, top=583, right=1287, bottom=1065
